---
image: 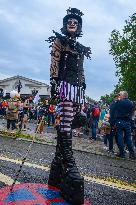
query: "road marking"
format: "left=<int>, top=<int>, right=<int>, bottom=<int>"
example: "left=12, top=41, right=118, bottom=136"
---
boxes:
left=0, top=155, right=136, bottom=193
left=82, top=174, right=136, bottom=193
left=0, top=156, right=50, bottom=171
left=0, top=173, right=20, bottom=185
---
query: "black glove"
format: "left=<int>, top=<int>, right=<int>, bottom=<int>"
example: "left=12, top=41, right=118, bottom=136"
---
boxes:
left=82, top=82, right=86, bottom=90
left=50, top=77, right=58, bottom=83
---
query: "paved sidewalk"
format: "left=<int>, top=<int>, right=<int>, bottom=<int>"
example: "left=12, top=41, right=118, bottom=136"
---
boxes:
left=0, top=118, right=135, bottom=159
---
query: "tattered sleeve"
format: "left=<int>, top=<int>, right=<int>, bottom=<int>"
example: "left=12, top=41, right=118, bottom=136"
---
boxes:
left=50, top=38, right=61, bottom=79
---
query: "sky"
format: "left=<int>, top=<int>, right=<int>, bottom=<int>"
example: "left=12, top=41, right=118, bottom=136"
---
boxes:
left=0, top=0, right=135, bottom=100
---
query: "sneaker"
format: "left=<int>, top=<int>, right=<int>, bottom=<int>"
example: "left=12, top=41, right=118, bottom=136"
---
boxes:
left=103, top=146, right=108, bottom=150
left=129, top=155, right=136, bottom=160
left=124, top=149, right=129, bottom=154
left=115, top=153, right=125, bottom=158
left=108, top=149, right=114, bottom=154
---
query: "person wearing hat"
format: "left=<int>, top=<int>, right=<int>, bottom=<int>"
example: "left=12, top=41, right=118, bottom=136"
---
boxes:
left=6, top=91, right=19, bottom=130
left=46, top=8, right=91, bottom=204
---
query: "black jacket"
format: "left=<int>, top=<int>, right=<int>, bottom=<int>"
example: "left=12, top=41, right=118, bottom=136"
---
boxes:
left=109, top=100, right=117, bottom=126
left=58, top=51, right=85, bottom=86
left=114, top=98, right=134, bottom=122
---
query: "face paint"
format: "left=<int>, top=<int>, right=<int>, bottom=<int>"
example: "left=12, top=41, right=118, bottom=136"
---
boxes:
left=67, top=18, right=78, bottom=34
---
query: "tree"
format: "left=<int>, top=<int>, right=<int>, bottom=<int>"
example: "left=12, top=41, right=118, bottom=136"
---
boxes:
left=109, top=13, right=136, bottom=100
left=100, top=93, right=114, bottom=105
left=85, top=95, right=95, bottom=104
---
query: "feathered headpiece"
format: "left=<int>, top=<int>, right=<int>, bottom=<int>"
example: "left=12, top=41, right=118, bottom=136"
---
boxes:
left=61, top=7, right=84, bottom=37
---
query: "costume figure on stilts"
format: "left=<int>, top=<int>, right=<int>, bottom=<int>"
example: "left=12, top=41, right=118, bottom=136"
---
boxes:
left=46, top=8, right=91, bottom=205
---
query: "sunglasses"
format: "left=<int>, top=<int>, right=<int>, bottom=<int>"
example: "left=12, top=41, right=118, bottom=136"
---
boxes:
left=67, top=19, right=78, bottom=26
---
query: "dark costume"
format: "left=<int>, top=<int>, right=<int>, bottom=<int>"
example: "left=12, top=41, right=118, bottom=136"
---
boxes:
left=46, top=8, right=91, bottom=205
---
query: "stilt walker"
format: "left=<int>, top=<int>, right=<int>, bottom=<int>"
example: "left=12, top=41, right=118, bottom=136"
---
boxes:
left=46, top=8, right=91, bottom=205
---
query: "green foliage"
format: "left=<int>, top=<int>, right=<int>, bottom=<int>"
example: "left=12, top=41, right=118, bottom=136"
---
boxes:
left=85, top=95, right=95, bottom=104
left=100, top=93, right=115, bottom=105
left=109, top=13, right=136, bottom=100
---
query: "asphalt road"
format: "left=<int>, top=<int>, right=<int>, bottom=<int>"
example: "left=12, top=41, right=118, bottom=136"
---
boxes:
left=0, top=136, right=136, bottom=205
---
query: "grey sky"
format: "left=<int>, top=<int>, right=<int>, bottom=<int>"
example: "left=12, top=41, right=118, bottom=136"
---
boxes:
left=0, top=0, right=135, bottom=100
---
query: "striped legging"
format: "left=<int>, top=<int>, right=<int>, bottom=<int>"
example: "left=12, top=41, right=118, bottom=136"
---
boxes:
left=59, top=100, right=79, bottom=133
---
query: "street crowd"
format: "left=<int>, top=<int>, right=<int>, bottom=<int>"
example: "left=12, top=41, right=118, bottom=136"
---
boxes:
left=0, top=90, right=136, bottom=159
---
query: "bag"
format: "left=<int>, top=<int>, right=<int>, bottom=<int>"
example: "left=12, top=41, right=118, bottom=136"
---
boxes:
left=93, top=107, right=100, bottom=117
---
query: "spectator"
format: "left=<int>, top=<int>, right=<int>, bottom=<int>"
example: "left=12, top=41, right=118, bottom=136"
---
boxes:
left=6, top=98, right=19, bottom=130
left=101, top=112, right=111, bottom=150
left=98, top=104, right=108, bottom=137
left=90, top=102, right=101, bottom=140
left=48, top=104, right=55, bottom=126
left=108, top=94, right=119, bottom=153
left=22, top=98, right=29, bottom=130
left=132, top=102, right=136, bottom=148
left=84, top=103, right=91, bottom=135
left=1, top=100, right=8, bottom=116
left=99, top=105, right=107, bottom=122
left=114, top=91, right=135, bottom=159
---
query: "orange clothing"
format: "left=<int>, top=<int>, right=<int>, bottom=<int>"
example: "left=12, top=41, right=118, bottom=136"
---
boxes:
left=2, top=101, right=8, bottom=108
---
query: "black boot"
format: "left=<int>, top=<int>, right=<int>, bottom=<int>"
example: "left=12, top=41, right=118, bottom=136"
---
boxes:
left=48, top=131, right=62, bottom=188
left=60, top=132, right=84, bottom=205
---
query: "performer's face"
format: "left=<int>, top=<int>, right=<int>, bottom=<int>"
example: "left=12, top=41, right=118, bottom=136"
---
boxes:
left=67, top=18, right=78, bottom=34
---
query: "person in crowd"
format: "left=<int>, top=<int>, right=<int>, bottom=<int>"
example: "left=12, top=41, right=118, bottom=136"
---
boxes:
left=83, top=103, right=91, bottom=135
left=108, top=94, right=119, bottom=153
left=90, top=102, right=101, bottom=140
left=99, top=105, right=107, bottom=122
left=73, top=104, right=87, bottom=137
left=48, top=103, right=55, bottom=126
left=114, top=91, right=135, bottom=159
left=1, top=100, right=8, bottom=116
left=132, top=102, right=136, bottom=148
left=6, top=98, right=19, bottom=130
left=97, top=104, right=108, bottom=137
left=22, top=98, right=29, bottom=131
left=54, top=104, right=61, bottom=131
left=43, top=100, right=50, bottom=125
left=17, top=99, right=24, bottom=130
left=101, top=111, right=111, bottom=150
left=0, top=100, right=2, bottom=115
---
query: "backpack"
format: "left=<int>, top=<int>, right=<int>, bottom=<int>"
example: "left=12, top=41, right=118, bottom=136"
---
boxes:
left=93, top=107, right=100, bottom=117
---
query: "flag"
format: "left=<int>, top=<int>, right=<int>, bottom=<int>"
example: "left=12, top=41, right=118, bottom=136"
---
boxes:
left=3, top=90, right=6, bottom=97
left=33, top=93, right=40, bottom=104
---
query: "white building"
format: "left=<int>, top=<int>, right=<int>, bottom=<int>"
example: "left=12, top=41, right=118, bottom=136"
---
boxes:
left=0, top=75, right=50, bottom=98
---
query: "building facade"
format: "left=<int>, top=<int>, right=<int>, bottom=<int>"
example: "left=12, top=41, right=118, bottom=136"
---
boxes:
left=0, top=75, right=50, bottom=98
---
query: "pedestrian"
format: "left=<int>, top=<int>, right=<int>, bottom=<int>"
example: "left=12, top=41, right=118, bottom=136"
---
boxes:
left=90, top=102, right=101, bottom=140
left=101, top=112, right=111, bottom=150
left=114, top=91, right=135, bottom=159
left=98, top=104, right=108, bottom=137
left=132, top=102, right=136, bottom=148
left=84, top=103, right=91, bottom=135
left=108, top=94, right=119, bottom=153
left=17, top=100, right=24, bottom=130
left=6, top=98, right=19, bottom=131
left=1, top=100, right=8, bottom=116
left=48, top=103, right=55, bottom=126
left=22, top=98, right=29, bottom=131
